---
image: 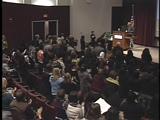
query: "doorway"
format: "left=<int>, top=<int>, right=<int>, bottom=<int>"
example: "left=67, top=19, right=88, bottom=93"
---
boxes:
left=32, top=20, right=58, bottom=40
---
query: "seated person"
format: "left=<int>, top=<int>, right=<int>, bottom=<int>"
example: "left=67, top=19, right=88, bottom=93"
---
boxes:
left=10, top=89, right=43, bottom=120
left=2, top=77, right=15, bottom=120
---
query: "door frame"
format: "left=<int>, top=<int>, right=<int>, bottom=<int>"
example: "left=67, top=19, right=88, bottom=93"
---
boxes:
left=31, top=20, right=58, bottom=40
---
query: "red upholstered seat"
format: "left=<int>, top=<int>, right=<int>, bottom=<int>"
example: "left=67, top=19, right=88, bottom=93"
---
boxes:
left=27, top=90, right=41, bottom=110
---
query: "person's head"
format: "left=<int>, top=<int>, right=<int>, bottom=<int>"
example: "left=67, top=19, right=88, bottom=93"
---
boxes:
left=126, top=90, right=136, bottom=103
left=127, top=21, right=132, bottom=26
left=86, top=103, right=101, bottom=119
left=142, top=48, right=150, bottom=55
left=68, top=91, right=78, bottom=103
left=2, top=35, right=6, bottom=40
left=91, top=31, right=94, bottom=34
left=71, top=62, right=78, bottom=70
left=52, top=67, right=61, bottom=80
left=109, top=70, right=118, bottom=79
left=35, top=34, right=40, bottom=39
left=116, top=42, right=121, bottom=46
left=63, top=72, right=72, bottom=83
left=57, top=89, right=65, bottom=99
left=127, top=50, right=133, bottom=57
left=97, top=68, right=104, bottom=75
left=47, top=52, right=56, bottom=61
left=99, top=52, right=105, bottom=59
left=14, top=89, right=26, bottom=102
left=80, top=64, right=87, bottom=72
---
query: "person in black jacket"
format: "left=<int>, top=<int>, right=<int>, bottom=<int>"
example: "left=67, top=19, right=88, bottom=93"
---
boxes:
left=112, top=42, right=123, bottom=56
left=119, top=90, right=143, bottom=120
left=80, top=34, right=86, bottom=56
left=141, top=48, right=152, bottom=64
left=90, top=31, right=96, bottom=48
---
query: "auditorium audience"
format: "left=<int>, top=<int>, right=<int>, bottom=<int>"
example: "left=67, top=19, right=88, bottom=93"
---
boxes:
left=103, top=70, right=119, bottom=98
left=124, top=49, right=136, bottom=65
left=2, top=77, right=14, bottom=120
left=141, top=48, right=152, bottom=64
left=10, top=89, right=43, bottom=120
left=50, top=89, right=68, bottom=119
left=119, top=90, right=143, bottom=120
left=49, top=67, right=64, bottom=101
left=112, top=41, right=123, bottom=56
left=78, top=64, right=92, bottom=100
left=80, top=34, right=86, bottom=56
left=2, top=34, right=8, bottom=53
left=37, top=44, right=44, bottom=75
left=85, top=103, right=105, bottom=120
left=90, top=31, right=96, bottom=47
left=28, top=41, right=36, bottom=62
left=64, top=91, right=84, bottom=119
left=91, top=68, right=105, bottom=96
left=93, top=42, right=105, bottom=57
left=3, top=32, right=159, bottom=120
left=60, top=72, right=79, bottom=95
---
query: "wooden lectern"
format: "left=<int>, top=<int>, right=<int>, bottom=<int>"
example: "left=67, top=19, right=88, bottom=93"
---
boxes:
left=112, top=31, right=135, bottom=50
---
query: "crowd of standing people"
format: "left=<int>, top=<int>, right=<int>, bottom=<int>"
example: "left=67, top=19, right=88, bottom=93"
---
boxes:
left=2, top=32, right=159, bottom=120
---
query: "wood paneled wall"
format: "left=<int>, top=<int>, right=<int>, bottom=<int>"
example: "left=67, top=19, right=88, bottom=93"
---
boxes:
left=2, top=2, right=70, bottom=50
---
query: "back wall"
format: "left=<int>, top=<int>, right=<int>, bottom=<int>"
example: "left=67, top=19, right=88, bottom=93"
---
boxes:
left=2, top=2, right=70, bottom=50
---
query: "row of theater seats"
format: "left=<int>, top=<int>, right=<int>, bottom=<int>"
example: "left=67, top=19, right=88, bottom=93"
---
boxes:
left=12, top=78, right=56, bottom=120
left=28, top=70, right=52, bottom=102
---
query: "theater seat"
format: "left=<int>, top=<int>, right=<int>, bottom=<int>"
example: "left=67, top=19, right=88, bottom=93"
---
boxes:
left=27, top=90, right=40, bottom=110
left=43, top=101, right=56, bottom=120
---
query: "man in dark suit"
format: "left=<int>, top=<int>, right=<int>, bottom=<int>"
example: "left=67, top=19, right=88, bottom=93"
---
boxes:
left=90, top=31, right=96, bottom=47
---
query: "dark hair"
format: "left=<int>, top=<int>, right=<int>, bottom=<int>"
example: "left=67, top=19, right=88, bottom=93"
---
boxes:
left=80, top=64, right=87, bottom=72
left=126, top=90, right=136, bottom=103
left=57, top=89, right=65, bottom=99
left=14, top=89, right=26, bottom=102
left=127, top=50, right=133, bottom=57
left=68, top=91, right=78, bottom=103
left=142, top=48, right=150, bottom=55
left=86, top=103, right=101, bottom=119
left=109, top=70, right=118, bottom=79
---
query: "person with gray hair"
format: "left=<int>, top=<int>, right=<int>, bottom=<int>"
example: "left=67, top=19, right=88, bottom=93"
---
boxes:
left=112, top=42, right=123, bottom=56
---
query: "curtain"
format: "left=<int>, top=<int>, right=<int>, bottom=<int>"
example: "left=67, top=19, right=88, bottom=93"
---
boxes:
left=134, top=0, right=156, bottom=46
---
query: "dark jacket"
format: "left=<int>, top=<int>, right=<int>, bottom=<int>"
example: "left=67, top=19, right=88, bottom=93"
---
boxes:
left=51, top=98, right=68, bottom=119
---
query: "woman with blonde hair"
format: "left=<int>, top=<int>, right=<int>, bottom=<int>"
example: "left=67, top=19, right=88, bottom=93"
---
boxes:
left=60, top=72, right=79, bottom=95
left=49, top=67, right=64, bottom=101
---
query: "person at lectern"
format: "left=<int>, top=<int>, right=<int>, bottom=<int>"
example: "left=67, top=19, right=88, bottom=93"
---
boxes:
left=127, top=17, right=135, bottom=47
